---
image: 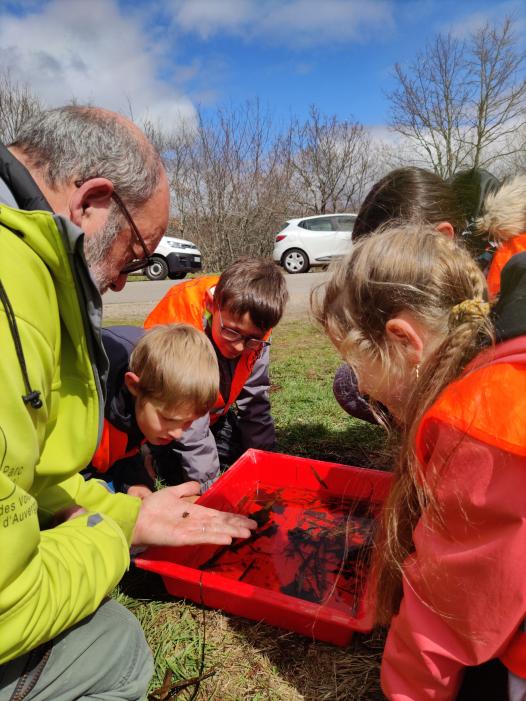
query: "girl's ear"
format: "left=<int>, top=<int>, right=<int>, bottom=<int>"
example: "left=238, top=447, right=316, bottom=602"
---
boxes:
left=385, top=316, right=424, bottom=366
left=436, top=221, right=455, bottom=239
left=124, top=371, right=141, bottom=397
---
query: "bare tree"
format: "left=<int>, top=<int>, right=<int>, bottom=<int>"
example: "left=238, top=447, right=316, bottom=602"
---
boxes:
left=508, top=126, right=526, bottom=174
left=166, top=101, right=294, bottom=270
left=388, top=18, right=526, bottom=178
left=290, top=106, right=373, bottom=214
left=466, top=19, right=526, bottom=170
left=0, top=70, right=43, bottom=144
left=389, top=34, right=469, bottom=177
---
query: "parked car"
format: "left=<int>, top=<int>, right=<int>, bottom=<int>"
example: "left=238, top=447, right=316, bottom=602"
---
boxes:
left=141, top=235, right=202, bottom=281
left=273, top=213, right=357, bottom=274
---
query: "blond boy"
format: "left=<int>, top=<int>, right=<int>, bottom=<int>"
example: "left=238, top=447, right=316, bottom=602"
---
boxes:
left=87, top=323, right=219, bottom=493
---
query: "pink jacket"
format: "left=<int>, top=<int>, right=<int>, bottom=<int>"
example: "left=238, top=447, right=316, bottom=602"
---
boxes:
left=381, top=358, right=526, bottom=699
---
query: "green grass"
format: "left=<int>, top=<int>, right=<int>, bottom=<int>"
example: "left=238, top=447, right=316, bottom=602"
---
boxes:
left=109, top=316, right=388, bottom=700
left=125, top=271, right=214, bottom=283
left=270, top=321, right=387, bottom=469
left=126, top=274, right=149, bottom=282
left=103, top=317, right=143, bottom=326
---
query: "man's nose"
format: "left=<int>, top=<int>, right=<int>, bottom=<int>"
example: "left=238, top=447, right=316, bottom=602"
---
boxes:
left=109, top=273, right=128, bottom=292
left=169, top=428, right=184, bottom=441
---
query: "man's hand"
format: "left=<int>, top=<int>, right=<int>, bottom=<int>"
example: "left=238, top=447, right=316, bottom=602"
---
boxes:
left=131, top=481, right=257, bottom=547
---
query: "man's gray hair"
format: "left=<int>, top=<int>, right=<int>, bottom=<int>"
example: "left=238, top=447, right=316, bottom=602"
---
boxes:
left=11, top=105, right=162, bottom=208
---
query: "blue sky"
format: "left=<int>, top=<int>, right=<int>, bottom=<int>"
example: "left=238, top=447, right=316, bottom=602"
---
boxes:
left=0, top=0, right=524, bottom=131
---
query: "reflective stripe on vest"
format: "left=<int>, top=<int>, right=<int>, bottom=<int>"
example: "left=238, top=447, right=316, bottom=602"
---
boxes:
left=144, top=275, right=268, bottom=423
left=416, top=342, right=526, bottom=677
left=91, top=419, right=142, bottom=473
left=416, top=362, right=526, bottom=466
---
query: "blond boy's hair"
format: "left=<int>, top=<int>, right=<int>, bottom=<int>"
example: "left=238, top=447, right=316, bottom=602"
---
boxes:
left=129, top=324, right=219, bottom=414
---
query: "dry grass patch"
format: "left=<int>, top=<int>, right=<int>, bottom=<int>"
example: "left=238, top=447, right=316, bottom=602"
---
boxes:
left=117, top=570, right=385, bottom=701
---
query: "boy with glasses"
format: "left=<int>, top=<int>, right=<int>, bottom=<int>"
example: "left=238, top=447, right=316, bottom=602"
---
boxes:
left=143, top=257, right=288, bottom=491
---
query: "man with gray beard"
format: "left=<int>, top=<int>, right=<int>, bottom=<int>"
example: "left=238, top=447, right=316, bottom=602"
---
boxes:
left=5, top=106, right=169, bottom=294
left=0, top=106, right=254, bottom=701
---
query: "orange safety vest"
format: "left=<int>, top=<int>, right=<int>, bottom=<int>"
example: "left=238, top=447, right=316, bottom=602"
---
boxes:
left=487, top=232, right=526, bottom=300
left=90, top=418, right=144, bottom=473
left=416, top=339, right=526, bottom=678
left=144, top=275, right=269, bottom=425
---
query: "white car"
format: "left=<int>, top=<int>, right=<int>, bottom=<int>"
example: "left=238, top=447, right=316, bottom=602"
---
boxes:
left=142, top=236, right=202, bottom=281
left=273, top=213, right=357, bottom=274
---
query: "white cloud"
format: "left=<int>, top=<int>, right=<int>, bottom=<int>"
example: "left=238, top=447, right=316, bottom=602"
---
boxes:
left=175, top=0, right=255, bottom=39
left=0, top=0, right=197, bottom=130
left=367, top=124, right=402, bottom=144
left=442, top=1, right=526, bottom=39
left=169, top=0, right=394, bottom=46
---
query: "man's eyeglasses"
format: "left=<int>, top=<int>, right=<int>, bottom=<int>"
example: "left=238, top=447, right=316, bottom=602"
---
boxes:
left=74, top=180, right=153, bottom=275
left=217, top=307, right=271, bottom=351
left=110, top=191, right=153, bottom=275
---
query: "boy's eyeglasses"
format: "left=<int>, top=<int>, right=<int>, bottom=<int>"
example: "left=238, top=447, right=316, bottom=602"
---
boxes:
left=74, top=180, right=154, bottom=275
left=217, top=308, right=271, bottom=351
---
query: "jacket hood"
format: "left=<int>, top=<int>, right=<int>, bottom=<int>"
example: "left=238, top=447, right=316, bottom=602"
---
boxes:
left=0, top=201, right=84, bottom=411
left=476, top=174, right=526, bottom=242
left=0, top=141, right=90, bottom=297
left=0, top=202, right=88, bottom=300
left=493, top=250, right=526, bottom=342
left=0, top=145, right=108, bottom=468
left=0, top=143, right=52, bottom=212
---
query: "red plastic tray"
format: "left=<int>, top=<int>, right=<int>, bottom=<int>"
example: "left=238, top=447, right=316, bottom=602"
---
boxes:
left=134, top=449, right=392, bottom=645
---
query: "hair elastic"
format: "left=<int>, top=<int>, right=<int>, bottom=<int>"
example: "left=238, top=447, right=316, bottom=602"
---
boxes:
left=448, top=299, right=490, bottom=330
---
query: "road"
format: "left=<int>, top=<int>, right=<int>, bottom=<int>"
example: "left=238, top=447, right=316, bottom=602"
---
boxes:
left=103, top=271, right=329, bottom=322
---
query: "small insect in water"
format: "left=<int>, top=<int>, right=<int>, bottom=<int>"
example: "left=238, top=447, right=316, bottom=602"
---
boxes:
left=309, top=465, right=329, bottom=490
left=182, top=511, right=190, bottom=519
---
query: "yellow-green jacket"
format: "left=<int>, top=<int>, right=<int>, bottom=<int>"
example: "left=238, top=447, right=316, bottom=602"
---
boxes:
left=0, top=202, right=141, bottom=664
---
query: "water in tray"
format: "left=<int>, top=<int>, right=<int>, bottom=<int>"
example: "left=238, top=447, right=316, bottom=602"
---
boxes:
left=197, top=482, right=380, bottom=617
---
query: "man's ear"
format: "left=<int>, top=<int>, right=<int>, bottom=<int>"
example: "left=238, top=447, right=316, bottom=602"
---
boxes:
left=436, top=221, right=455, bottom=239
left=68, top=177, right=114, bottom=230
left=385, top=317, right=424, bottom=366
left=205, top=288, right=215, bottom=314
left=124, top=371, right=141, bottom=397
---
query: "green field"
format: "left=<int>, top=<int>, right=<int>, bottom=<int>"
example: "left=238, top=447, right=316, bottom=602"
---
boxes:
left=107, top=318, right=389, bottom=701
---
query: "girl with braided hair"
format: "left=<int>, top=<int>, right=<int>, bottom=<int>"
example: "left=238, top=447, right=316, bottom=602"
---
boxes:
left=314, top=224, right=526, bottom=701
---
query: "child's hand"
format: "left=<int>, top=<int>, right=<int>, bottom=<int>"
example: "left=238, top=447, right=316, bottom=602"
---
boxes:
left=131, top=481, right=257, bottom=547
